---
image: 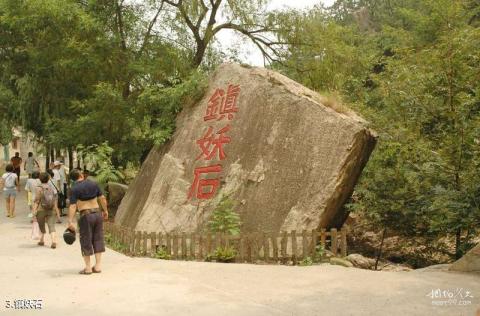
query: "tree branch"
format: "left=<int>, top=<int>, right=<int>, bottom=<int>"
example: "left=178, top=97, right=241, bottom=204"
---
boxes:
left=115, top=0, right=127, bottom=51
left=195, top=0, right=209, bottom=29
left=137, top=0, right=165, bottom=58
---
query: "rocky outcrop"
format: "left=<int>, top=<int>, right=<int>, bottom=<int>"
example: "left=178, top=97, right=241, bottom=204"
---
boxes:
left=330, top=257, right=354, bottom=268
left=450, top=244, right=480, bottom=272
left=346, top=254, right=376, bottom=269
left=107, top=182, right=128, bottom=218
left=115, top=63, right=377, bottom=234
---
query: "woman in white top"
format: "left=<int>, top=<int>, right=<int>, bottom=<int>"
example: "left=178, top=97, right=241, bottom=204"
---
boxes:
left=1, top=164, right=19, bottom=218
left=25, top=171, right=41, bottom=211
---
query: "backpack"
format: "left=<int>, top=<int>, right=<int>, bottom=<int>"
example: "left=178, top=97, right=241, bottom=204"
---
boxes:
left=40, top=184, right=56, bottom=210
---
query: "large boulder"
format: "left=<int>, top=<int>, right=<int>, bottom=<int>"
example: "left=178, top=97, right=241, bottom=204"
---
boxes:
left=107, top=182, right=129, bottom=218
left=449, top=244, right=480, bottom=272
left=115, top=63, right=376, bottom=234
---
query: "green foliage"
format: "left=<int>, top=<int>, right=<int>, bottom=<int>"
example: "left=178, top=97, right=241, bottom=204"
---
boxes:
left=154, top=247, right=171, bottom=260
left=206, top=246, right=237, bottom=263
left=208, top=196, right=241, bottom=235
left=137, top=70, right=208, bottom=146
left=299, top=256, right=314, bottom=266
left=279, top=0, right=480, bottom=261
left=104, top=233, right=128, bottom=253
left=77, top=142, right=124, bottom=185
left=299, top=245, right=326, bottom=266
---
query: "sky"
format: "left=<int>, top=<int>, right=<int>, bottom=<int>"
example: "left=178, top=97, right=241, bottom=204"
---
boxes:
left=268, top=0, right=333, bottom=10
left=216, top=0, right=335, bottom=66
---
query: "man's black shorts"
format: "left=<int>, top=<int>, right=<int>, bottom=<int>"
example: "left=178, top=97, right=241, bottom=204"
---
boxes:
left=78, top=212, right=105, bottom=256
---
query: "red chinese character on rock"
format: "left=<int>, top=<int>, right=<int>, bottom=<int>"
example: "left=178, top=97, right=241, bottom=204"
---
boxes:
left=219, top=84, right=240, bottom=120
left=204, top=88, right=225, bottom=121
left=196, top=125, right=231, bottom=161
left=203, top=84, right=241, bottom=121
left=188, top=164, right=222, bottom=200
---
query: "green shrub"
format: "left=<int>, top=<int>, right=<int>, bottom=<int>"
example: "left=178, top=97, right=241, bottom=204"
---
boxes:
left=209, top=196, right=241, bottom=235
left=300, top=257, right=314, bottom=266
left=206, top=246, right=237, bottom=263
left=154, top=246, right=171, bottom=260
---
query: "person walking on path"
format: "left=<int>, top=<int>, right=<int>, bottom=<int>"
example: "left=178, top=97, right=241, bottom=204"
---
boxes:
left=46, top=169, right=62, bottom=224
left=24, top=152, right=40, bottom=178
left=53, top=161, right=67, bottom=216
left=10, top=152, right=22, bottom=182
left=25, top=171, right=40, bottom=218
left=67, top=169, right=108, bottom=275
left=32, top=172, right=59, bottom=249
left=58, top=160, right=68, bottom=214
left=1, top=164, right=19, bottom=218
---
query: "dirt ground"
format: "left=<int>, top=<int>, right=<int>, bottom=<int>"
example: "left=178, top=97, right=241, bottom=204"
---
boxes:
left=0, top=178, right=479, bottom=316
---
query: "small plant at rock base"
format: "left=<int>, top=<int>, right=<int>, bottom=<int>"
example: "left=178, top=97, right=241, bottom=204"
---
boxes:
left=209, top=196, right=241, bottom=236
left=314, top=244, right=325, bottom=261
left=300, top=256, right=314, bottom=266
left=105, top=233, right=128, bottom=253
left=154, top=246, right=171, bottom=260
left=210, top=246, right=237, bottom=263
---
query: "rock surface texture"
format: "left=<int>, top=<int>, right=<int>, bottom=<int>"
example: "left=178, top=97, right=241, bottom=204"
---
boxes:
left=115, top=63, right=377, bottom=234
left=107, top=182, right=129, bottom=217
left=449, top=243, right=480, bottom=272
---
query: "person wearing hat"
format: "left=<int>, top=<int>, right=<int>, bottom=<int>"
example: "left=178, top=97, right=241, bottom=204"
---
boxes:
left=67, top=169, right=108, bottom=275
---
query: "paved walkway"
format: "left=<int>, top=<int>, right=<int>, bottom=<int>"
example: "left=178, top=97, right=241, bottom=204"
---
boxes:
left=0, top=178, right=479, bottom=316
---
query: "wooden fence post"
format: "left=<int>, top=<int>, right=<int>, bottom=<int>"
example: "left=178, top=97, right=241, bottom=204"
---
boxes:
left=120, top=227, right=125, bottom=246
left=252, top=233, right=259, bottom=262
left=311, top=229, right=318, bottom=258
left=239, top=234, right=245, bottom=262
left=142, top=231, right=148, bottom=256
left=280, top=231, right=287, bottom=263
left=272, top=233, right=278, bottom=263
left=198, top=234, right=203, bottom=260
left=157, top=232, right=163, bottom=254
left=172, top=234, right=178, bottom=259
left=150, top=232, right=156, bottom=257
left=331, top=228, right=338, bottom=256
left=246, top=234, right=252, bottom=263
left=320, top=228, right=326, bottom=250
left=166, top=233, right=171, bottom=257
left=258, top=233, right=265, bottom=261
left=189, top=233, right=195, bottom=260
left=206, top=233, right=212, bottom=255
left=263, top=232, right=269, bottom=262
left=135, top=231, right=142, bottom=256
left=340, top=227, right=347, bottom=257
left=129, top=228, right=135, bottom=255
left=181, top=233, right=187, bottom=260
left=291, top=230, right=297, bottom=265
left=302, top=230, right=308, bottom=260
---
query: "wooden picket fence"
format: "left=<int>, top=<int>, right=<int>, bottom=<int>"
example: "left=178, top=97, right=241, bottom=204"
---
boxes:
left=104, top=222, right=347, bottom=264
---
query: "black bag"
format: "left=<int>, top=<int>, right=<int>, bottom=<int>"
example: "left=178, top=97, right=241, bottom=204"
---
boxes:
left=49, top=180, right=66, bottom=209
left=57, top=192, right=66, bottom=209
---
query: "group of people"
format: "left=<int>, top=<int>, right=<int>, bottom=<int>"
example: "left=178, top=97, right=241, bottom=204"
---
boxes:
left=1, top=152, right=110, bottom=275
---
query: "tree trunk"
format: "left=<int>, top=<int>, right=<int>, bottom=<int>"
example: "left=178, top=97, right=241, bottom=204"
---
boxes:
left=455, top=228, right=462, bottom=259
left=68, top=146, right=74, bottom=170
left=45, top=146, right=50, bottom=170
left=375, top=228, right=387, bottom=271
left=193, top=42, right=207, bottom=68
left=50, top=148, right=55, bottom=162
